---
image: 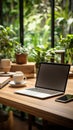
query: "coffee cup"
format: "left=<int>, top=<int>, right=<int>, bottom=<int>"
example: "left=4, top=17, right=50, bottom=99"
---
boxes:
left=13, top=71, right=25, bottom=84
left=1, top=59, right=11, bottom=73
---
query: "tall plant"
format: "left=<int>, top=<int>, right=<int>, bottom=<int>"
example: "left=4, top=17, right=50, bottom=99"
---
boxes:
left=0, top=25, right=18, bottom=60
left=60, top=34, right=73, bottom=63
left=24, top=1, right=52, bottom=61
left=2, top=0, right=19, bottom=41
left=55, top=0, right=73, bottom=37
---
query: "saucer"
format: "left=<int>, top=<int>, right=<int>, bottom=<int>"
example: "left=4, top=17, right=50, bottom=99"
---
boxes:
left=0, top=72, right=15, bottom=77
left=9, top=80, right=26, bottom=87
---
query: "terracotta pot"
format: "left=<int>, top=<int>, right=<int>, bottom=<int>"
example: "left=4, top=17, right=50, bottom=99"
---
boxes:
left=15, top=54, right=28, bottom=64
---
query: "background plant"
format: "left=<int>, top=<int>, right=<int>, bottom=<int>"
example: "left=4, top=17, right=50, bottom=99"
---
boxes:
left=0, top=0, right=73, bottom=63
left=15, top=44, right=30, bottom=55
left=0, top=25, right=18, bottom=60
left=55, top=0, right=73, bottom=36
left=2, top=0, right=19, bottom=40
left=24, top=1, right=52, bottom=61
left=60, top=34, right=73, bottom=63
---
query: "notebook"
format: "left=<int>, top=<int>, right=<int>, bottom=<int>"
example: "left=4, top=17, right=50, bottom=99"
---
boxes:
left=15, top=62, right=70, bottom=99
left=0, top=76, right=10, bottom=88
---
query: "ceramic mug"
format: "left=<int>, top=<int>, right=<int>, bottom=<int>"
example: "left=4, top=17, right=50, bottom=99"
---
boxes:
left=1, top=59, right=11, bottom=73
left=13, top=71, right=26, bottom=84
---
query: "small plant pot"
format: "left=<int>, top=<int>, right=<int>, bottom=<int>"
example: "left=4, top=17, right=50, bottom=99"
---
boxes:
left=15, top=54, right=28, bottom=64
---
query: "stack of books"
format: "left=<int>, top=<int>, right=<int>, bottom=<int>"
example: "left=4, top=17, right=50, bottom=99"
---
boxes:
left=0, top=76, right=10, bottom=88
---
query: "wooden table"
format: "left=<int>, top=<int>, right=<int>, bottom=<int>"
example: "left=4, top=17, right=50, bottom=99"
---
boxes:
left=0, top=78, right=73, bottom=129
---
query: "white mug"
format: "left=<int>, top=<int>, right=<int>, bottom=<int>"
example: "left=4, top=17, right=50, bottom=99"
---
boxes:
left=1, top=59, right=11, bottom=73
left=13, top=71, right=25, bottom=84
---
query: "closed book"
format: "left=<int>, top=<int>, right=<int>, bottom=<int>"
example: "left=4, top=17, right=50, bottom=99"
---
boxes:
left=0, top=76, right=10, bottom=88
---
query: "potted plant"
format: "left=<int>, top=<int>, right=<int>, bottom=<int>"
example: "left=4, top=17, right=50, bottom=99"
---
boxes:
left=31, top=44, right=56, bottom=70
left=0, top=25, right=18, bottom=61
left=60, top=34, right=73, bottom=63
left=15, top=44, right=28, bottom=64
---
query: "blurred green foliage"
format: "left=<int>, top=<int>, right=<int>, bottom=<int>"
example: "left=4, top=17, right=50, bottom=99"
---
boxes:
left=1, top=0, right=73, bottom=63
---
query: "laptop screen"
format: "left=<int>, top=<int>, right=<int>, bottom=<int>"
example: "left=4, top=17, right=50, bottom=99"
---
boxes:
left=35, top=63, right=70, bottom=92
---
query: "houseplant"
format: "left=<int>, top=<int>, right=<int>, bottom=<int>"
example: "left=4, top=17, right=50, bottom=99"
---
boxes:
left=31, top=44, right=56, bottom=70
left=60, top=34, right=73, bottom=63
left=15, top=44, right=28, bottom=64
left=0, top=25, right=18, bottom=61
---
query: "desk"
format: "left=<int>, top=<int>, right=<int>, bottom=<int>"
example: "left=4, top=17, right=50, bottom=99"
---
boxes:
left=0, top=78, right=73, bottom=129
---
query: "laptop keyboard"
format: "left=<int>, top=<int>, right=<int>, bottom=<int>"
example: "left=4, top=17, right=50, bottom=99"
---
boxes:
left=27, top=87, right=60, bottom=95
left=15, top=87, right=63, bottom=99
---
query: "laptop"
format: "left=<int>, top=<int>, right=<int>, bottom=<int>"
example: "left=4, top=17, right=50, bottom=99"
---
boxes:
left=15, top=62, right=70, bottom=99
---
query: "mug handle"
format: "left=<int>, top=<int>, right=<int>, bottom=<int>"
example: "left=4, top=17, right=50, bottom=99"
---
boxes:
left=24, top=75, right=27, bottom=80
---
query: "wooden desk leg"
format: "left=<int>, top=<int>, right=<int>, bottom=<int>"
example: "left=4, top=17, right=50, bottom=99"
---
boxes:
left=28, top=114, right=35, bottom=130
left=42, top=119, right=49, bottom=130
left=20, top=111, right=26, bottom=120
